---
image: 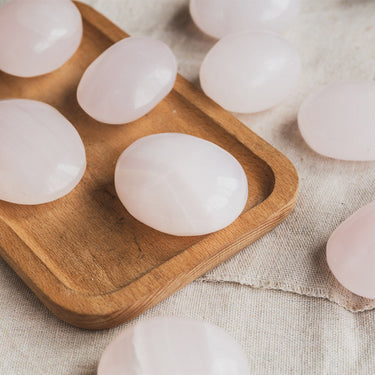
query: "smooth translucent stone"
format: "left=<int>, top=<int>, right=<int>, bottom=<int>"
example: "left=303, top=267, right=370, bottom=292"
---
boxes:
left=98, top=317, right=250, bottom=375
left=0, top=99, right=86, bottom=205
left=77, top=37, right=177, bottom=124
left=115, top=133, right=248, bottom=236
left=200, top=30, right=301, bottom=113
left=327, top=201, right=375, bottom=299
left=190, top=0, right=300, bottom=39
left=298, top=81, right=375, bottom=161
left=0, top=0, right=82, bottom=77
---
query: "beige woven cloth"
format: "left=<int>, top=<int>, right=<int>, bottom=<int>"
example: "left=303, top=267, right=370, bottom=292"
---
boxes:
left=1, top=0, right=375, bottom=373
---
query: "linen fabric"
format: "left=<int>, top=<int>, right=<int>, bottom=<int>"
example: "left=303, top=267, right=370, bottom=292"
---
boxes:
left=1, top=0, right=375, bottom=373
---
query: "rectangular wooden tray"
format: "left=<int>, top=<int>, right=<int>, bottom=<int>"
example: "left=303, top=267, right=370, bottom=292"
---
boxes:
left=0, top=2, right=298, bottom=329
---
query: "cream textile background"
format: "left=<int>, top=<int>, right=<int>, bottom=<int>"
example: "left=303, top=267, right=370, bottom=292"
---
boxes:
left=0, top=0, right=375, bottom=374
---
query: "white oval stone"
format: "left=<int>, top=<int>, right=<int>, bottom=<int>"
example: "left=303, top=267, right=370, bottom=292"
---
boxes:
left=98, top=317, right=250, bottom=375
left=0, top=99, right=86, bottom=205
left=200, top=31, right=301, bottom=114
left=115, top=133, right=248, bottom=236
left=327, top=201, right=375, bottom=299
left=0, top=0, right=82, bottom=77
left=190, top=0, right=300, bottom=39
left=298, top=81, right=375, bottom=161
left=77, top=37, right=178, bottom=124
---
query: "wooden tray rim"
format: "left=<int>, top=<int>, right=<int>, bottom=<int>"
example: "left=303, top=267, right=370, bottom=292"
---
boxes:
left=0, top=1, right=298, bottom=329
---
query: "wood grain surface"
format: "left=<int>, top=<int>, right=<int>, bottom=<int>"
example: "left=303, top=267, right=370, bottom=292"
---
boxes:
left=0, top=2, right=298, bottom=329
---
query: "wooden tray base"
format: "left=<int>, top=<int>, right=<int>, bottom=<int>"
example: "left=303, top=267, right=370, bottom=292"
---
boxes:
left=0, top=2, right=298, bottom=329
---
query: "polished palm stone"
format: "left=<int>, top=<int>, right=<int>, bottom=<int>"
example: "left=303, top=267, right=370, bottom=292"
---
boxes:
left=98, top=317, right=250, bottom=375
left=200, top=30, right=301, bottom=113
left=298, top=81, right=375, bottom=161
left=115, top=133, right=248, bottom=236
left=77, top=36, right=178, bottom=124
left=0, top=0, right=82, bottom=77
left=327, top=201, right=375, bottom=299
left=190, top=0, right=300, bottom=39
left=0, top=99, right=86, bottom=205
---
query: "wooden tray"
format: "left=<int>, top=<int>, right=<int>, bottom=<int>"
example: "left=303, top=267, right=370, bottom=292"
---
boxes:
left=0, top=2, right=298, bottom=329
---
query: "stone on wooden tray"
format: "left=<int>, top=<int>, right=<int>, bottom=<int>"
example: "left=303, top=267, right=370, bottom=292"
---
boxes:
left=298, top=81, right=375, bottom=161
left=98, top=317, right=250, bottom=375
left=327, top=201, right=375, bottom=299
left=115, top=133, right=248, bottom=236
left=200, top=30, right=301, bottom=114
left=0, top=99, right=86, bottom=205
left=190, top=0, right=300, bottom=39
left=77, top=36, right=178, bottom=124
left=0, top=0, right=82, bottom=77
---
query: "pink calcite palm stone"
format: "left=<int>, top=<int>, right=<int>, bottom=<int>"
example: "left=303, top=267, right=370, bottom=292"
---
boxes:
left=298, top=81, right=375, bottom=161
left=200, top=30, right=301, bottom=113
left=115, top=133, right=248, bottom=236
left=0, top=99, right=86, bottom=205
left=77, top=37, right=178, bottom=124
left=98, top=317, right=250, bottom=375
left=190, top=0, right=300, bottom=39
left=327, top=201, right=375, bottom=299
left=0, top=0, right=82, bottom=77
